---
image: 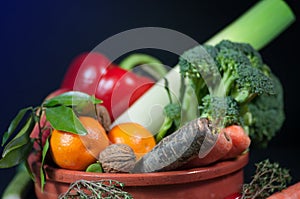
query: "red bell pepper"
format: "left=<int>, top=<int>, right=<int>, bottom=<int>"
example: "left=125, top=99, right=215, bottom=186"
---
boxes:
left=61, top=52, right=155, bottom=121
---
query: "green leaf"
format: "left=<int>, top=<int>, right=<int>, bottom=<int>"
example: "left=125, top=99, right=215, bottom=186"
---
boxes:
left=86, top=163, right=103, bottom=173
left=0, top=140, right=33, bottom=168
left=42, top=91, right=102, bottom=107
left=45, top=106, right=87, bottom=135
left=23, top=159, right=35, bottom=181
left=2, top=117, right=35, bottom=158
left=40, top=137, right=49, bottom=192
left=2, top=107, right=33, bottom=146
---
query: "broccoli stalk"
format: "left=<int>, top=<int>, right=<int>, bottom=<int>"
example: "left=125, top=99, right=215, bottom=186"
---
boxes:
left=155, top=79, right=181, bottom=143
left=178, top=45, right=218, bottom=103
left=178, top=45, right=227, bottom=127
left=155, top=103, right=181, bottom=143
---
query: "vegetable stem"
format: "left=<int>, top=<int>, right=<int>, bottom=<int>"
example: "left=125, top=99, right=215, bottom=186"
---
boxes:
left=119, top=53, right=168, bottom=78
left=205, top=0, right=295, bottom=50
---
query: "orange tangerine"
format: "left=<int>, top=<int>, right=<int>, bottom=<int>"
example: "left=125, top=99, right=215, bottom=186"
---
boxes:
left=108, top=123, right=156, bottom=159
left=49, top=116, right=109, bottom=170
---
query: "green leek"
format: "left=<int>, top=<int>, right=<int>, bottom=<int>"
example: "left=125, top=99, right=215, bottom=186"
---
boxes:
left=205, top=0, right=295, bottom=50
left=111, top=0, right=295, bottom=134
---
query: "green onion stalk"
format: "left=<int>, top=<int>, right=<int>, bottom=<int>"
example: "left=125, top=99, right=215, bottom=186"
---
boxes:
left=112, top=0, right=295, bottom=134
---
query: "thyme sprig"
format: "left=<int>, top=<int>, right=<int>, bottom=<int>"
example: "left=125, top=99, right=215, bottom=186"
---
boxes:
left=241, top=159, right=292, bottom=199
left=59, top=179, right=133, bottom=199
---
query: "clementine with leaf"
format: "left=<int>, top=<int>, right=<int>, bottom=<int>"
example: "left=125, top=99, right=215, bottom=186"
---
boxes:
left=50, top=116, right=109, bottom=170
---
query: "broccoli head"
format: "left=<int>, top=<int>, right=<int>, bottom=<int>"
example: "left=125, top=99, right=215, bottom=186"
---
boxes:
left=178, top=45, right=221, bottom=102
left=214, top=41, right=275, bottom=104
left=216, top=40, right=264, bottom=70
left=202, top=44, right=219, bottom=60
left=169, top=40, right=284, bottom=147
left=242, top=73, right=285, bottom=147
left=231, top=63, right=275, bottom=103
left=199, top=95, right=241, bottom=128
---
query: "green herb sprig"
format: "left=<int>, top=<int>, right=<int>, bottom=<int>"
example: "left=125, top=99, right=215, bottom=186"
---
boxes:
left=241, top=159, right=292, bottom=199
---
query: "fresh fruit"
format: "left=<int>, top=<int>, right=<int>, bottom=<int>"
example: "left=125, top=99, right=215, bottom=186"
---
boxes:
left=108, top=123, right=156, bottom=159
left=49, top=116, right=110, bottom=170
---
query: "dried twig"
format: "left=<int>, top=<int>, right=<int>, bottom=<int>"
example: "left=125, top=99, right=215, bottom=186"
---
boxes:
left=241, top=159, right=292, bottom=199
left=59, top=179, right=133, bottom=199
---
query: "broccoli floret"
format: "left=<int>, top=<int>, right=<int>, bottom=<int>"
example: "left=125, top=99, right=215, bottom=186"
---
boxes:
left=200, top=95, right=241, bottom=127
left=231, top=64, right=275, bottom=103
left=215, top=48, right=252, bottom=95
left=178, top=45, right=220, bottom=103
left=242, top=73, right=285, bottom=148
left=179, top=45, right=219, bottom=78
left=215, top=42, right=275, bottom=104
left=203, top=44, right=219, bottom=59
left=155, top=103, right=181, bottom=143
left=216, top=40, right=264, bottom=70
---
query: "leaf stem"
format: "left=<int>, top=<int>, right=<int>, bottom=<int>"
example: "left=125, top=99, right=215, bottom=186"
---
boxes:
left=36, top=107, right=43, bottom=152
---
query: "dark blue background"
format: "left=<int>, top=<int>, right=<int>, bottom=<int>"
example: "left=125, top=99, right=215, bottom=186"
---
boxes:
left=0, top=0, right=299, bottom=196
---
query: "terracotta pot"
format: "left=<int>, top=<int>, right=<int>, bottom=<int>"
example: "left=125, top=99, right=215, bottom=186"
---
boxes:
left=28, top=152, right=248, bottom=199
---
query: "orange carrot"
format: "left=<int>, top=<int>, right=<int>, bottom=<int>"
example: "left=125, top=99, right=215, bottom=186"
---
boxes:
left=181, top=129, right=232, bottom=169
left=221, top=125, right=251, bottom=160
left=267, top=182, right=300, bottom=199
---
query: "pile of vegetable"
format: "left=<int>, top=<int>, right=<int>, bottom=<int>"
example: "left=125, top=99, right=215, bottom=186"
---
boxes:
left=158, top=39, right=285, bottom=149
left=131, top=38, right=283, bottom=172
left=0, top=0, right=296, bottom=198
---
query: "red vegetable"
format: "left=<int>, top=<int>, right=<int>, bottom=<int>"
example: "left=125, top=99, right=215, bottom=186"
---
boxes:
left=222, top=125, right=251, bottom=160
left=180, top=129, right=232, bottom=169
left=61, top=52, right=110, bottom=91
left=61, top=52, right=155, bottom=121
left=267, top=182, right=300, bottom=199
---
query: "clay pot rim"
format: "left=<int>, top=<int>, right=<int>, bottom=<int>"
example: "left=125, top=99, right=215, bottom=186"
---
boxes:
left=28, top=152, right=249, bottom=186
